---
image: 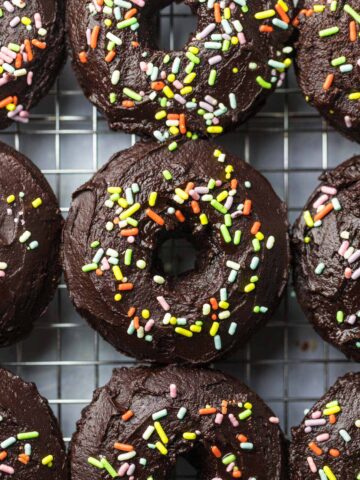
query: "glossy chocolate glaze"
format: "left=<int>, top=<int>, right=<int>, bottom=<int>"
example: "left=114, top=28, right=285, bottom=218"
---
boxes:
left=0, top=367, right=68, bottom=479
left=0, top=141, right=63, bottom=346
left=290, top=372, right=360, bottom=479
left=63, top=139, right=289, bottom=364
left=292, top=157, right=360, bottom=361
left=0, top=0, right=65, bottom=130
left=70, top=365, right=288, bottom=479
left=67, top=0, right=295, bottom=138
left=295, top=0, right=360, bottom=142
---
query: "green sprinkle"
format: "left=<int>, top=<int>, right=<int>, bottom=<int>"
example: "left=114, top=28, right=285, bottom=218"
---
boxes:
left=88, top=457, right=104, bottom=469
left=256, top=76, right=272, bottom=89
left=124, top=249, right=133, bottom=266
left=239, top=409, right=252, bottom=420
left=101, top=457, right=118, bottom=478
left=234, top=230, right=242, bottom=245
left=220, top=224, right=232, bottom=243
left=344, top=4, right=360, bottom=23
left=162, top=170, right=173, bottom=180
left=336, top=311, right=344, bottom=323
left=168, top=141, right=178, bottom=152
left=319, top=26, right=339, bottom=37
left=117, top=18, right=137, bottom=29
left=211, top=199, right=227, bottom=214
left=123, top=87, right=142, bottom=102
left=82, top=263, right=98, bottom=272
left=331, top=56, right=346, bottom=66
left=17, top=432, right=39, bottom=440
left=208, top=69, right=217, bottom=86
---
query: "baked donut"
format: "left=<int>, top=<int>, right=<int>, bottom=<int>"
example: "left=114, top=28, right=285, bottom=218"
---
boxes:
left=0, top=367, right=68, bottom=479
left=292, top=157, right=360, bottom=361
left=70, top=365, right=288, bottom=480
left=0, top=141, right=63, bottom=346
left=294, top=0, right=360, bottom=142
left=63, top=139, right=289, bottom=364
left=290, top=372, right=360, bottom=479
left=0, top=0, right=65, bottom=130
left=67, top=0, right=295, bottom=139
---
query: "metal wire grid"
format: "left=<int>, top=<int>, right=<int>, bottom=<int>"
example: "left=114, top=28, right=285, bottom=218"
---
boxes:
left=0, top=4, right=359, bottom=477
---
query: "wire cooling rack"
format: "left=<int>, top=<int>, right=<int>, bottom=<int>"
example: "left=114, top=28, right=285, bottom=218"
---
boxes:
left=0, top=4, right=359, bottom=477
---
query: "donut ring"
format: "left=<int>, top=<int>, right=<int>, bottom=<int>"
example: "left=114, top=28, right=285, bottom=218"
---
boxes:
left=67, top=0, right=295, bottom=139
left=70, top=366, right=288, bottom=480
left=63, top=139, right=289, bottom=364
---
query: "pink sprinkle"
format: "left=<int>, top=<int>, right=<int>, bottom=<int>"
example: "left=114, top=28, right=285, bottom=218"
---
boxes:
left=34, top=13, right=42, bottom=29
left=127, top=236, right=135, bottom=244
left=311, top=411, right=322, bottom=419
left=226, top=462, right=235, bottom=472
left=0, top=465, right=14, bottom=475
left=313, top=194, right=328, bottom=209
left=346, top=315, right=357, bottom=325
left=170, top=384, right=177, bottom=398
left=305, top=426, right=312, bottom=433
left=130, top=0, right=145, bottom=6
left=10, top=16, right=20, bottom=27
left=338, top=241, right=350, bottom=256
left=215, top=180, right=222, bottom=187
left=189, top=189, right=200, bottom=201
left=305, top=419, right=326, bottom=426
left=269, top=416, right=280, bottom=424
left=27, top=71, right=34, bottom=86
left=212, top=117, right=220, bottom=125
left=160, top=71, right=166, bottom=79
left=118, top=463, right=129, bottom=476
left=224, top=196, right=233, bottom=211
left=0, top=271, right=5, bottom=278
left=348, top=249, right=360, bottom=264
left=316, top=433, right=330, bottom=442
left=321, top=185, right=337, bottom=195
left=344, top=267, right=352, bottom=279
left=86, top=28, right=91, bottom=46
left=344, top=115, right=352, bottom=128
left=101, top=257, right=110, bottom=271
left=238, top=32, right=246, bottom=44
left=144, top=319, right=154, bottom=332
left=127, top=464, right=135, bottom=476
left=307, top=456, right=317, bottom=473
left=173, top=80, right=183, bottom=90
left=4, top=1, right=15, bottom=13
left=1, top=47, right=17, bottom=60
left=157, top=296, right=170, bottom=311
left=228, top=413, right=239, bottom=427
left=215, top=413, right=223, bottom=425
left=208, top=55, right=222, bottom=65
left=351, top=267, right=360, bottom=280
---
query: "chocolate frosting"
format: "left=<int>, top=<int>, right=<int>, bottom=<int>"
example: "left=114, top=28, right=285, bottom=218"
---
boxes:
left=295, top=0, right=360, bottom=142
left=0, top=0, right=65, bottom=130
left=70, top=365, right=288, bottom=479
left=292, top=157, right=360, bottom=361
left=67, top=0, right=295, bottom=139
left=0, top=141, right=63, bottom=346
left=0, top=367, right=68, bottom=479
left=63, top=139, right=289, bottom=364
left=290, top=372, right=360, bottom=479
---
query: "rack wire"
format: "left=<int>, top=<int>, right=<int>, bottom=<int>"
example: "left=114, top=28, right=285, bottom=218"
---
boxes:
left=0, top=4, right=358, bottom=477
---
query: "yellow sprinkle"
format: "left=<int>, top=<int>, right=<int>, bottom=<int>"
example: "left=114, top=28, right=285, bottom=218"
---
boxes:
left=142, top=309, right=150, bottom=319
left=254, top=9, right=275, bottom=19
left=255, top=232, right=264, bottom=241
left=190, top=325, right=202, bottom=333
left=323, top=466, right=337, bottom=480
left=163, top=86, right=174, bottom=98
left=180, top=86, right=193, bottom=95
left=114, top=293, right=122, bottom=302
left=278, top=0, right=289, bottom=11
left=154, top=421, right=168, bottom=444
left=183, top=73, right=197, bottom=84
left=183, top=432, right=197, bottom=440
left=32, top=197, right=43, bottom=209
left=108, top=187, right=122, bottom=194
left=148, top=192, right=157, bottom=207
left=155, top=441, right=168, bottom=455
left=21, top=16, right=32, bottom=26
left=219, top=301, right=229, bottom=309
left=169, top=126, right=179, bottom=135
left=155, top=110, right=167, bottom=120
left=118, top=198, right=129, bottom=209
left=120, top=203, right=140, bottom=220
left=210, top=322, right=220, bottom=337
left=323, top=406, right=341, bottom=416
left=41, top=455, right=54, bottom=466
left=167, top=73, right=176, bottom=83
left=348, top=92, right=360, bottom=100
left=6, top=195, right=15, bottom=204
left=217, top=191, right=228, bottom=202
left=199, top=213, right=208, bottom=225
left=244, top=402, right=253, bottom=410
left=112, top=266, right=123, bottom=281
left=207, top=126, right=223, bottom=134
left=189, top=46, right=199, bottom=54
left=175, top=327, right=193, bottom=338
left=244, top=283, right=256, bottom=293
left=231, top=36, right=239, bottom=45
left=224, top=6, right=231, bottom=18
left=175, top=188, right=189, bottom=200
left=313, top=4, right=325, bottom=11
left=170, top=316, right=177, bottom=326
left=303, top=210, right=314, bottom=228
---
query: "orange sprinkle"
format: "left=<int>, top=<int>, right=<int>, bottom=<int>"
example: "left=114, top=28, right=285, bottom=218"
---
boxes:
left=90, top=25, right=101, bottom=49
left=237, top=434, right=248, bottom=443
left=175, top=210, right=185, bottom=222
left=167, top=113, right=180, bottom=120
left=0, top=452, right=7, bottom=461
left=329, top=414, right=337, bottom=425
left=191, top=201, right=200, bottom=214
left=114, top=443, right=134, bottom=452
left=24, top=39, right=33, bottom=61
left=15, top=53, right=22, bottom=69
left=214, top=3, right=221, bottom=22
left=128, top=307, right=136, bottom=317
left=211, top=446, right=222, bottom=458
left=113, top=217, right=120, bottom=225
left=230, top=179, right=238, bottom=190
left=18, top=454, right=30, bottom=465
left=95, top=268, right=103, bottom=276
left=221, top=400, right=228, bottom=415
left=118, top=283, right=134, bottom=291
left=251, top=221, right=261, bottom=235
left=292, top=16, right=300, bottom=26
left=185, top=182, right=195, bottom=194
left=199, top=407, right=217, bottom=415
left=305, top=8, right=314, bottom=16
left=211, top=313, right=217, bottom=321
left=12, top=96, right=18, bottom=106
left=125, top=8, right=137, bottom=19
left=243, top=199, right=252, bottom=215
left=232, top=471, right=242, bottom=478
left=31, top=39, right=46, bottom=49
left=260, top=25, right=274, bottom=32
left=210, top=297, right=218, bottom=310
left=275, top=4, right=290, bottom=23
left=329, top=449, right=340, bottom=458
left=323, top=73, right=334, bottom=91
left=350, top=20, right=357, bottom=41
left=133, top=316, right=140, bottom=330
left=79, top=51, right=88, bottom=64
left=314, top=202, right=333, bottom=221
left=179, top=113, right=186, bottom=134
left=120, top=228, right=139, bottom=237
left=122, top=410, right=134, bottom=421
left=146, top=208, right=165, bottom=226
left=308, top=441, right=323, bottom=456
left=105, top=50, right=116, bottom=63
left=97, top=0, right=104, bottom=5
left=0, top=96, right=14, bottom=109
left=151, top=81, right=165, bottom=91
left=131, top=41, right=140, bottom=47
left=122, top=100, right=135, bottom=108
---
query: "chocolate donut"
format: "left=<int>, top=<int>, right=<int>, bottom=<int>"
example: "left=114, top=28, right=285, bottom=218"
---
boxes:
left=70, top=365, right=288, bottom=479
left=0, top=367, right=68, bottom=479
left=290, top=372, right=360, bottom=479
left=294, top=0, right=360, bottom=142
left=63, top=139, right=289, bottom=364
left=0, top=0, right=65, bottom=130
left=67, top=0, right=295, bottom=139
left=292, top=157, right=360, bottom=361
left=0, top=141, right=63, bottom=346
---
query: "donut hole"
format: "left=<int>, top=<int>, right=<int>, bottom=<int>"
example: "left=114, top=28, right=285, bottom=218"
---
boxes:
left=154, top=230, right=198, bottom=277
left=169, top=457, right=197, bottom=478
